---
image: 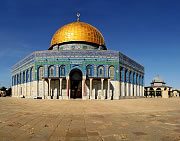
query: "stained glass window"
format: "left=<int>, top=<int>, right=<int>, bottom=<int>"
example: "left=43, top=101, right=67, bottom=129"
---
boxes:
left=38, top=66, right=44, bottom=80
left=30, top=68, right=34, bottom=81
left=23, top=71, right=25, bottom=83
left=49, top=66, right=54, bottom=77
left=86, top=65, right=92, bottom=76
left=109, top=66, right=115, bottom=79
left=60, top=65, right=65, bottom=76
left=98, top=66, right=104, bottom=77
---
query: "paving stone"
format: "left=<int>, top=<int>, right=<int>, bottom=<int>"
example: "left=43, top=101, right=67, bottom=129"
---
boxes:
left=88, top=136, right=102, bottom=141
left=0, top=97, right=180, bottom=141
left=87, top=131, right=99, bottom=136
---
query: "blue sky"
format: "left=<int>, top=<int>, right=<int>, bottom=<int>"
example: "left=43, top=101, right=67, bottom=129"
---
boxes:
left=0, top=0, right=180, bottom=89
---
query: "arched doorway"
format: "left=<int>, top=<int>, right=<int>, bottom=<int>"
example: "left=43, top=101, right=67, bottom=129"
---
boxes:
left=70, top=69, right=82, bottom=99
left=156, top=88, right=162, bottom=97
left=149, top=87, right=155, bottom=97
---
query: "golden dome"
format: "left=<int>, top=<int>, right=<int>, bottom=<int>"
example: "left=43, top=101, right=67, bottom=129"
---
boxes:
left=49, top=22, right=105, bottom=50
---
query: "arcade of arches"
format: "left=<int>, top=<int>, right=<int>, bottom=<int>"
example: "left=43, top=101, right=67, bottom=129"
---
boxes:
left=38, top=68, right=111, bottom=100
left=12, top=65, right=144, bottom=100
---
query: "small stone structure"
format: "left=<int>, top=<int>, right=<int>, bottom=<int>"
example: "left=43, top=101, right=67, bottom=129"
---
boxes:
left=172, top=89, right=180, bottom=97
left=144, top=75, right=172, bottom=98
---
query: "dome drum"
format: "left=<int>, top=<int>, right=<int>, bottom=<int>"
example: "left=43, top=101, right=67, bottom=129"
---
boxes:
left=151, top=75, right=165, bottom=83
left=50, top=41, right=106, bottom=51
left=49, top=22, right=106, bottom=50
left=151, top=75, right=166, bottom=87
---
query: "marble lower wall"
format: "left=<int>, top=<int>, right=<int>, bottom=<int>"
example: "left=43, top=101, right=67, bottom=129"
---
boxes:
left=12, top=80, right=144, bottom=99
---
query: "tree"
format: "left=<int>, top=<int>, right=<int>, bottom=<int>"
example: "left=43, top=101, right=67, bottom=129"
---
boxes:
left=0, top=86, right=7, bottom=91
left=6, top=88, right=12, bottom=96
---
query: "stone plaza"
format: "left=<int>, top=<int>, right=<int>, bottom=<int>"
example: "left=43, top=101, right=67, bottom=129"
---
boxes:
left=0, top=97, right=180, bottom=141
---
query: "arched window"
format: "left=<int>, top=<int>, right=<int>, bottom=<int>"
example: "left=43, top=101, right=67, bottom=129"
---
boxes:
left=12, top=76, right=14, bottom=86
left=109, top=66, right=115, bottom=79
left=133, top=73, right=135, bottom=84
left=30, top=68, right=34, bottom=81
left=14, top=76, right=15, bottom=86
left=19, top=73, right=22, bottom=84
left=142, top=76, right=144, bottom=86
left=38, top=66, right=44, bottom=80
left=136, top=74, right=139, bottom=85
left=17, top=74, right=19, bottom=84
left=150, top=87, right=155, bottom=97
left=23, top=71, right=25, bottom=83
left=22, top=72, right=24, bottom=83
left=97, top=66, right=104, bottom=77
left=156, top=88, right=162, bottom=97
left=139, top=75, right=141, bottom=85
left=49, top=66, right=54, bottom=77
left=60, top=65, right=66, bottom=76
left=129, top=71, right=132, bottom=83
left=124, top=70, right=128, bottom=82
left=15, top=75, right=17, bottom=85
left=26, top=70, right=29, bottom=82
left=120, top=68, right=124, bottom=81
left=86, top=65, right=93, bottom=77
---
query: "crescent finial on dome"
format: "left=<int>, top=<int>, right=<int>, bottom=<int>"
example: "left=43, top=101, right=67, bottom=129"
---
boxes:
left=77, top=13, right=80, bottom=22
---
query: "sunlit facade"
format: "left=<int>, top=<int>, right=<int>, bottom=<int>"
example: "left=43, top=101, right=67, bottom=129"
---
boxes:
left=11, top=17, right=144, bottom=100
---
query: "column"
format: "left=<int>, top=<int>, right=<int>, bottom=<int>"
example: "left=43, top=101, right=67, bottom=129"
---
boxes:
left=107, top=79, right=110, bottom=99
left=89, top=78, right=93, bottom=99
left=59, top=78, right=63, bottom=98
left=12, top=82, right=13, bottom=96
left=43, top=79, right=45, bottom=99
left=17, top=82, right=18, bottom=97
left=130, top=83, right=133, bottom=97
left=57, top=80, right=58, bottom=99
left=139, top=85, right=141, bottom=96
left=126, top=83, right=129, bottom=97
left=137, top=84, right=139, bottom=97
left=25, top=73, right=27, bottom=97
left=66, top=77, right=69, bottom=99
left=147, top=88, right=150, bottom=97
left=120, top=68, right=125, bottom=98
left=121, top=82, right=125, bottom=97
left=135, top=74, right=138, bottom=96
left=48, top=79, right=51, bottom=98
left=20, top=85, right=22, bottom=97
left=37, top=80, right=39, bottom=97
left=125, top=70, right=128, bottom=97
left=53, top=80, right=57, bottom=99
left=134, top=84, right=137, bottom=97
left=82, top=76, right=86, bottom=99
left=30, top=80, right=31, bottom=97
left=100, top=79, right=104, bottom=99
left=114, top=81, right=120, bottom=100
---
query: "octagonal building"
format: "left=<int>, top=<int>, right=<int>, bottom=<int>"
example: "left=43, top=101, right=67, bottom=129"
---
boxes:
left=11, top=17, right=144, bottom=100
